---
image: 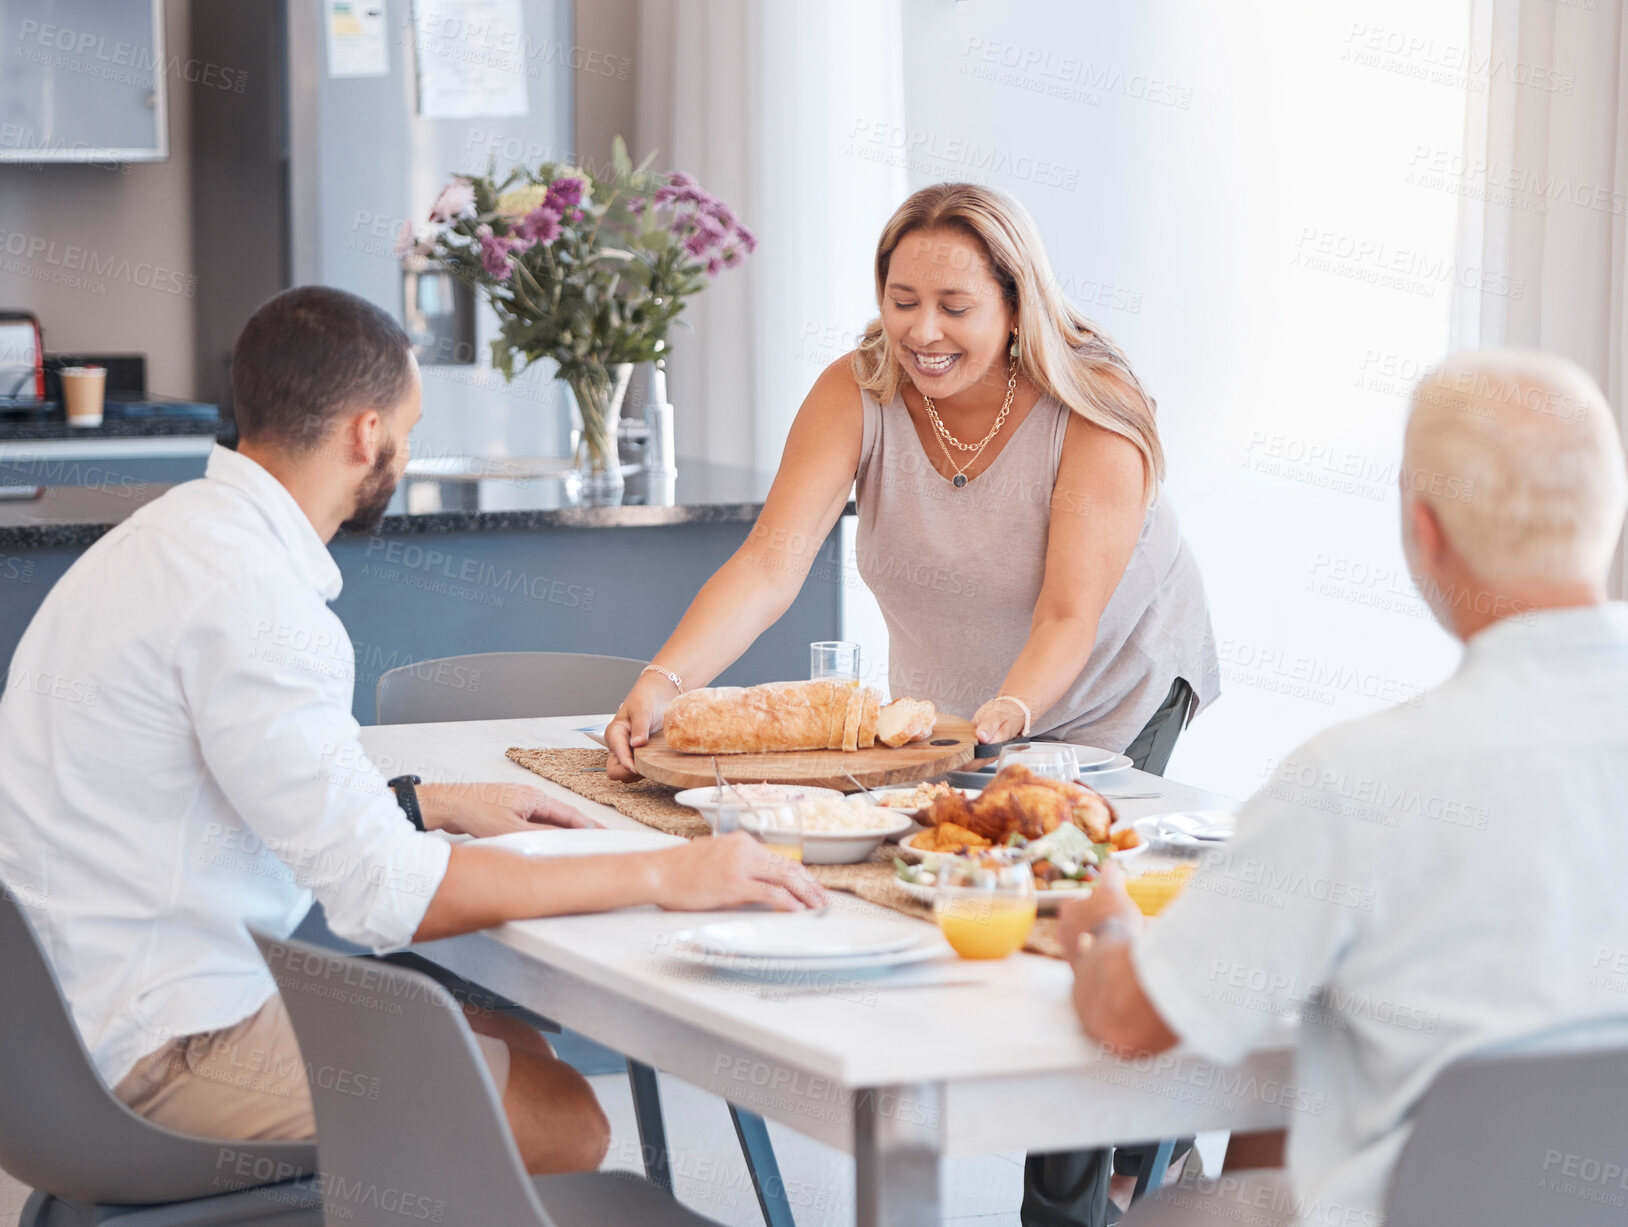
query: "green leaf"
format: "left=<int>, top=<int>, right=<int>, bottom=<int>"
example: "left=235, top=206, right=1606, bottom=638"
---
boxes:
left=611, top=135, right=633, bottom=180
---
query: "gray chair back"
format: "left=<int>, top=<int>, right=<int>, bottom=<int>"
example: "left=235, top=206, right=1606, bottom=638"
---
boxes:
left=0, top=888, right=317, bottom=1205
left=250, top=932, right=551, bottom=1227
left=375, top=651, right=647, bottom=724
left=1384, top=1019, right=1628, bottom=1226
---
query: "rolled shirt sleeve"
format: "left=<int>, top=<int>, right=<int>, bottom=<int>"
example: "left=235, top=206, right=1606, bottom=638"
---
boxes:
left=1132, top=742, right=1365, bottom=1067
left=176, top=572, right=450, bottom=951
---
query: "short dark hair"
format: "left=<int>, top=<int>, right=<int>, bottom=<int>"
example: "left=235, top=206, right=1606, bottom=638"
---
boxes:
left=231, top=285, right=415, bottom=452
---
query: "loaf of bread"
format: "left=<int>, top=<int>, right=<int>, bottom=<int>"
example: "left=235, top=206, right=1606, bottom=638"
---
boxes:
left=665, top=680, right=884, bottom=754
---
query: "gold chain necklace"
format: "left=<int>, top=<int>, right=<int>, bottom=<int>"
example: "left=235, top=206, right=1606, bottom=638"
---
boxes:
left=921, top=359, right=1019, bottom=488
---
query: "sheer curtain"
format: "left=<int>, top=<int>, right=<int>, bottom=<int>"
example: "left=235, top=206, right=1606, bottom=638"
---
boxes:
left=1450, top=0, right=1628, bottom=592
left=633, top=0, right=908, bottom=471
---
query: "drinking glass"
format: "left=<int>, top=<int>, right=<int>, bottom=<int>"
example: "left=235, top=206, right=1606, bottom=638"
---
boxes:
left=809, top=641, right=861, bottom=684
left=716, top=801, right=805, bottom=863
left=933, top=859, right=1036, bottom=959
left=995, top=742, right=1080, bottom=781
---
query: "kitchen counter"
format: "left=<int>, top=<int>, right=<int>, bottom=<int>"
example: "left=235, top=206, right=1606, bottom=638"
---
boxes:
left=0, top=457, right=850, bottom=722
left=0, top=459, right=841, bottom=550
left=0, top=414, right=233, bottom=442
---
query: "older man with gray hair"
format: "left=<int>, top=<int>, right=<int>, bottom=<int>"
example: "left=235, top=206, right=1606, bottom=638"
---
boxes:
left=1057, top=350, right=1628, bottom=1225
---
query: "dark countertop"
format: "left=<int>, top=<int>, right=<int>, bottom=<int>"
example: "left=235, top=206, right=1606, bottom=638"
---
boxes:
left=0, top=408, right=233, bottom=442
left=0, top=459, right=841, bottom=550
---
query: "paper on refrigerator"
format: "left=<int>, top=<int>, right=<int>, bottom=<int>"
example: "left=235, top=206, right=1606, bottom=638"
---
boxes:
left=411, top=0, right=530, bottom=118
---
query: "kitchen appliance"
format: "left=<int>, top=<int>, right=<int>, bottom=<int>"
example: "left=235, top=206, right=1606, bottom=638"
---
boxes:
left=0, top=312, right=45, bottom=407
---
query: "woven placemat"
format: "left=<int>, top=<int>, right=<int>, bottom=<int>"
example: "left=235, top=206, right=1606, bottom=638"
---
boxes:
left=507, top=745, right=1065, bottom=958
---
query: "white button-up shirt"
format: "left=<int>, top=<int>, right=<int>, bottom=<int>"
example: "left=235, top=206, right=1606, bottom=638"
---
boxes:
left=1134, top=603, right=1628, bottom=1223
left=0, top=446, right=450, bottom=1088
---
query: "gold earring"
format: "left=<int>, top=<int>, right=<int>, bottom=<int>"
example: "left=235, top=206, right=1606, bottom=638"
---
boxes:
left=1009, top=330, right=1019, bottom=358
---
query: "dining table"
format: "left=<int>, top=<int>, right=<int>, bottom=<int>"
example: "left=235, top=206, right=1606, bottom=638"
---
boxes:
left=360, top=714, right=1295, bottom=1227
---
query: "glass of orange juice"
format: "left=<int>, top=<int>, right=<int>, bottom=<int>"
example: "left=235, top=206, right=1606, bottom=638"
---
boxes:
left=719, top=802, right=804, bottom=863
left=933, top=860, right=1036, bottom=959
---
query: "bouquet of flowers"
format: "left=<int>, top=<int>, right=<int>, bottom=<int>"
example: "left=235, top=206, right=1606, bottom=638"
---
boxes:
left=406, top=137, right=754, bottom=494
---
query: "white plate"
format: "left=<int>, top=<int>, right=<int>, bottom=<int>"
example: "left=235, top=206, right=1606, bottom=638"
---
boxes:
left=897, top=830, right=1144, bottom=861
left=481, top=828, right=685, bottom=857
left=1077, top=751, right=1135, bottom=775
left=674, top=914, right=927, bottom=959
left=1132, top=811, right=1237, bottom=850
left=1034, top=742, right=1118, bottom=770
left=895, top=876, right=1091, bottom=914
left=674, top=785, right=844, bottom=815
left=667, top=938, right=950, bottom=976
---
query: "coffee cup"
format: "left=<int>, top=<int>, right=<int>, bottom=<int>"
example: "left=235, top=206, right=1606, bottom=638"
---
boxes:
left=60, top=366, right=105, bottom=427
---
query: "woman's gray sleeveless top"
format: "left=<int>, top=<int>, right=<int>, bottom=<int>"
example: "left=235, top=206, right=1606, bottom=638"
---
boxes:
left=854, top=387, right=1219, bottom=752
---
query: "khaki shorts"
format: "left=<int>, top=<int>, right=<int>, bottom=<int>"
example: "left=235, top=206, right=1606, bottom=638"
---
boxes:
left=114, top=993, right=511, bottom=1141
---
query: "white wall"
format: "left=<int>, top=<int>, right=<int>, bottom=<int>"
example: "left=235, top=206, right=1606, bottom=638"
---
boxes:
left=861, top=0, right=1475, bottom=797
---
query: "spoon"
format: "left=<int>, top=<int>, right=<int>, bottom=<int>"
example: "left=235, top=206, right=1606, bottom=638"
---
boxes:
left=842, top=770, right=879, bottom=803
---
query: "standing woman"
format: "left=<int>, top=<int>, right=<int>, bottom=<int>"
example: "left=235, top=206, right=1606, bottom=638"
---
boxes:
left=607, top=182, right=1218, bottom=779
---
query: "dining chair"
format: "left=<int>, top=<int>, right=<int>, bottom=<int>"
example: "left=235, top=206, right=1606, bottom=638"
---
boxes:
left=249, top=931, right=728, bottom=1226
left=372, top=649, right=796, bottom=1227
left=0, top=888, right=321, bottom=1226
left=374, top=650, right=648, bottom=724
left=1122, top=1019, right=1628, bottom=1226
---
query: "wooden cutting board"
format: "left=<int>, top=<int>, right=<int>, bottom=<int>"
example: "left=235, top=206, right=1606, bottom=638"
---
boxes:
left=633, top=715, right=979, bottom=790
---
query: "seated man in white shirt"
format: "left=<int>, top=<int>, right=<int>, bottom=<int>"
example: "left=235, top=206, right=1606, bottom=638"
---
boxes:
left=1058, top=349, right=1628, bottom=1224
left=0, top=285, right=825, bottom=1175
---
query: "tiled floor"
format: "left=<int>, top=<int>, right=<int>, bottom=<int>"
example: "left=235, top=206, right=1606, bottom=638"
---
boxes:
left=0, top=1070, right=1226, bottom=1226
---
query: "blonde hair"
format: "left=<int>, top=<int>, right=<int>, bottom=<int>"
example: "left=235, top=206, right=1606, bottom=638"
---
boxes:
left=851, top=183, right=1164, bottom=501
left=1405, top=350, right=1627, bottom=586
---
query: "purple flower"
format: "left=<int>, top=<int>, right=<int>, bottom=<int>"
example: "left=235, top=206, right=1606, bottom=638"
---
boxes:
left=683, top=229, right=713, bottom=258
left=705, top=255, right=724, bottom=278
left=546, top=176, right=586, bottom=208
left=518, top=205, right=562, bottom=244
left=707, top=199, right=738, bottom=230
left=428, top=179, right=476, bottom=223
left=720, top=244, right=743, bottom=268
left=479, top=228, right=529, bottom=278
left=627, top=196, right=647, bottom=216
left=668, top=171, right=698, bottom=190
left=736, top=224, right=758, bottom=254
left=566, top=207, right=584, bottom=222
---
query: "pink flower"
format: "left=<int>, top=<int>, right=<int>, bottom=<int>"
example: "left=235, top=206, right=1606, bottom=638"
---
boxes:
left=736, top=224, right=758, bottom=254
left=720, top=245, right=743, bottom=268
left=394, top=221, right=436, bottom=258
left=479, top=228, right=528, bottom=278
left=429, top=180, right=476, bottom=223
left=705, top=255, right=724, bottom=278
left=627, top=196, right=647, bottom=216
left=518, top=205, right=562, bottom=244
left=683, top=229, right=713, bottom=258
left=668, top=171, right=698, bottom=190
left=546, top=176, right=585, bottom=209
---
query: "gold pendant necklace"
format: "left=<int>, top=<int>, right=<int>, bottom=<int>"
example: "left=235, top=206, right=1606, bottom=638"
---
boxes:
left=922, top=358, right=1019, bottom=488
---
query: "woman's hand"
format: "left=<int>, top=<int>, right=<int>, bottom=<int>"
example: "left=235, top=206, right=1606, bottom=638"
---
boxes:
left=606, top=673, right=676, bottom=781
left=973, top=696, right=1029, bottom=745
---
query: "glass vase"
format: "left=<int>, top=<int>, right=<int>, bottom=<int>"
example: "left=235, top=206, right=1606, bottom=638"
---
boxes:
left=561, top=363, right=633, bottom=507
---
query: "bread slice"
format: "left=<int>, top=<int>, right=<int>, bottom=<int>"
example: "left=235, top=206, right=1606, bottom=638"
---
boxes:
left=877, top=698, right=937, bottom=748
left=839, top=686, right=861, bottom=752
left=857, top=689, right=880, bottom=749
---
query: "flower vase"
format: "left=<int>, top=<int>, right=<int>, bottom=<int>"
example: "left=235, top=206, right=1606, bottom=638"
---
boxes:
left=562, top=363, right=633, bottom=506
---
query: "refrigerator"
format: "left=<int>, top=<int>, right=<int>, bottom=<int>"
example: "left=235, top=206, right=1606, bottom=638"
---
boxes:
left=191, top=0, right=578, bottom=471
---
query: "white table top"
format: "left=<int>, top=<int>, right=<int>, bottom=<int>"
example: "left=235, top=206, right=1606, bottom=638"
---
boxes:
left=362, top=715, right=1294, bottom=1155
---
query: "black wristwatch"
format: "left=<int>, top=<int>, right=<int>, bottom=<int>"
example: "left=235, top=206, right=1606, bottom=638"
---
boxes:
left=387, top=774, right=424, bottom=831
